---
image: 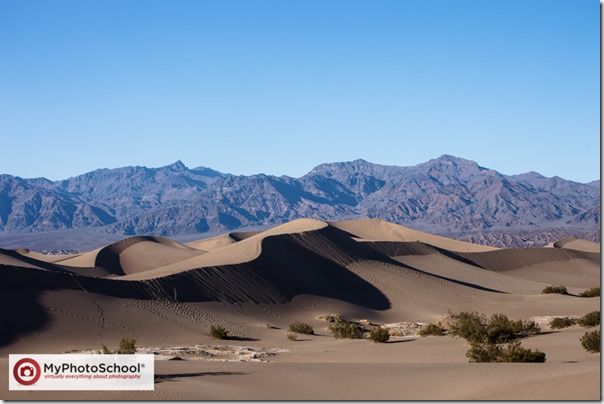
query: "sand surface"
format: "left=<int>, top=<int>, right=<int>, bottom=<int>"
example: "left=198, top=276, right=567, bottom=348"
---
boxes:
left=0, top=218, right=600, bottom=400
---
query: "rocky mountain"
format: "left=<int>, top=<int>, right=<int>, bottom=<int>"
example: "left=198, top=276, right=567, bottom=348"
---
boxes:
left=0, top=155, right=599, bottom=247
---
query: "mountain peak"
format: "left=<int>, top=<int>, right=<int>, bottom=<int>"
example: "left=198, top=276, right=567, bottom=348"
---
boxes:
left=163, top=160, right=188, bottom=171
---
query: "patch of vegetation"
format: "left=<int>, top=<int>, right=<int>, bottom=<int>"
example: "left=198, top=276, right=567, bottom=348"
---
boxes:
left=579, top=287, right=600, bottom=298
left=287, top=331, right=298, bottom=341
left=542, top=285, right=568, bottom=295
left=447, top=312, right=540, bottom=344
left=289, top=322, right=314, bottom=335
left=328, top=321, right=364, bottom=339
left=485, top=314, right=540, bottom=344
left=209, top=325, right=229, bottom=339
left=467, top=341, right=546, bottom=363
left=368, top=327, right=390, bottom=343
left=322, top=314, right=345, bottom=323
left=117, top=337, right=137, bottom=354
left=101, top=344, right=112, bottom=354
left=447, top=311, right=488, bottom=343
left=419, top=323, right=446, bottom=336
left=581, top=330, right=600, bottom=353
left=577, top=311, right=600, bottom=328
left=549, top=317, right=577, bottom=329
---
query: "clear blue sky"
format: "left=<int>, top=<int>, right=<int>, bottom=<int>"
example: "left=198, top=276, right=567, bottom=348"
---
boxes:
left=0, top=0, right=599, bottom=182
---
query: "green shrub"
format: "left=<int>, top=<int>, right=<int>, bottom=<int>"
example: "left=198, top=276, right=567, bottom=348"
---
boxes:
left=289, top=322, right=314, bottom=335
left=549, top=317, right=577, bottom=329
left=467, top=341, right=546, bottom=363
left=448, top=312, right=539, bottom=344
left=328, top=321, right=363, bottom=339
left=287, top=331, right=298, bottom=341
left=419, top=323, right=446, bottom=336
left=577, top=311, right=600, bottom=328
left=542, top=285, right=568, bottom=295
left=368, top=327, right=390, bottom=343
left=101, top=344, right=112, bottom=354
left=485, top=314, right=540, bottom=344
left=117, top=337, right=137, bottom=354
left=323, top=314, right=345, bottom=323
left=466, top=342, right=502, bottom=362
left=579, top=287, right=600, bottom=298
left=447, top=311, right=488, bottom=343
left=581, top=330, right=600, bottom=353
left=209, top=325, right=229, bottom=339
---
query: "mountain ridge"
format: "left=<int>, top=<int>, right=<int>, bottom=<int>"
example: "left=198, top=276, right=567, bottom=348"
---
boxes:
left=0, top=155, right=599, bottom=248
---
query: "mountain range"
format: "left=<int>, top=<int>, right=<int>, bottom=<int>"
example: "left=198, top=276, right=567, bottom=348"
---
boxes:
left=0, top=155, right=599, bottom=248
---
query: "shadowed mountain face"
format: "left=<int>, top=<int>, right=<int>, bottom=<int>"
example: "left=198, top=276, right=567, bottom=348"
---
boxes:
left=0, top=155, right=599, bottom=248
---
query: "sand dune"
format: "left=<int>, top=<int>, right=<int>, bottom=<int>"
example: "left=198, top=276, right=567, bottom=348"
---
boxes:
left=554, top=237, right=601, bottom=253
left=331, top=218, right=497, bottom=252
left=0, top=217, right=600, bottom=400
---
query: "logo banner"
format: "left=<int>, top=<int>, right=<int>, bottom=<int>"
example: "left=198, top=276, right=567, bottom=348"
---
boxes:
left=9, top=354, right=154, bottom=391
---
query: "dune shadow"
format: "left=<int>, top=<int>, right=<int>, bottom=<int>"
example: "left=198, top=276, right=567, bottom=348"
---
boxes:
left=225, top=336, right=259, bottom=342
left=155, top=371, right=248, bottom=383
left=0, top=269, right=51, bottom=348
left=387, top=338, right=417, bottom=344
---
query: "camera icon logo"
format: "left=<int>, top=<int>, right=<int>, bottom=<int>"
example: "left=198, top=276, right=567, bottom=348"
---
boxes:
left=13, top=358, right=41, bottom=386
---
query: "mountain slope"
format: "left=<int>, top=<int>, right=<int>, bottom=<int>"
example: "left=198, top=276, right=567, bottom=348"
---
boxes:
left=0, top=155, right=598, bottom=248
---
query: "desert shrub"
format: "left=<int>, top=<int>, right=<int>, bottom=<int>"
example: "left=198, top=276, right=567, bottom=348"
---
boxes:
left=419, top=323, right=446, bottom=336
left=579, top=287, right=600, bottom=298
left=323, top=314, right=345, bottom=323
left=581, top=330, right=600, bottom=353
left=467, top=342, right=546, bottom=363
left=328, top=321, right=363, bottom=339
left=101, top=344, right=112, bottom=354
left=289, top=322, right=314, bottom=335
left=448, top=312, right=539, bottom=344
left=577, top=311, right=600, bottom=328
left=368, top=327, right=390, bottom=343
left=485, top=314, right=540, bottom=344
left=117, top=337, right=137, bottom=354
left=447, top=311, right=488, bottom=343
left=466, top=342, right=502, bottom=362
left=209, top=325, right=229, bottom=339
left=501, top=342, right=546, bottom=363
left=542, top=285, right=568, bottom=295
left=287, top=331, right=298, bottom=341
left=549, top=317, right=577, bottom=329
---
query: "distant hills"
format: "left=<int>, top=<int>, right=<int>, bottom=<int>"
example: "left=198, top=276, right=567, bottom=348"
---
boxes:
left=0, top=155, right=599, bottom=248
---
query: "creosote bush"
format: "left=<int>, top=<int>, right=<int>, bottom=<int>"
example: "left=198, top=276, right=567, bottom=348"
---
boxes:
left=419, top=323, right=446, bottom=337
left=287, top=331, right=298, bottom=341
left=117, top=337, right=137, bottom=354
left=549, top=317, right=577, bottom=329
left=447, top=312, right=539, bottom=344
left=581, top=330, right=600, bottom=353
left=467, top=341, right=546, bottom=363
left=577, top=311, right=600, bottom=328
left=289, top=322, right=314, bottom=335
left=542, top=285, right=568, bottom=295
left=447, top=311, right=487, bottom=343
left=328, top=321, right=363, bottom=339
left=368, top=327, right=390, bottom=343
left=579, top=287, right=600, bottom=298
left=323, top=314, right=345, bottom=323
left=209, top=325, right=229, bottom=339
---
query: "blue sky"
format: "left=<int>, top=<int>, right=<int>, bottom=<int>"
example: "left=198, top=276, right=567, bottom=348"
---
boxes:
left=0, top=0, right=599, bottom=182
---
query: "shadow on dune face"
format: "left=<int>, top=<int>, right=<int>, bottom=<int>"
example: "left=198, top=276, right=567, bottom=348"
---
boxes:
left=0, top=288, right=49, bottom=347
left=155, top=371, right=248, bottom=383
